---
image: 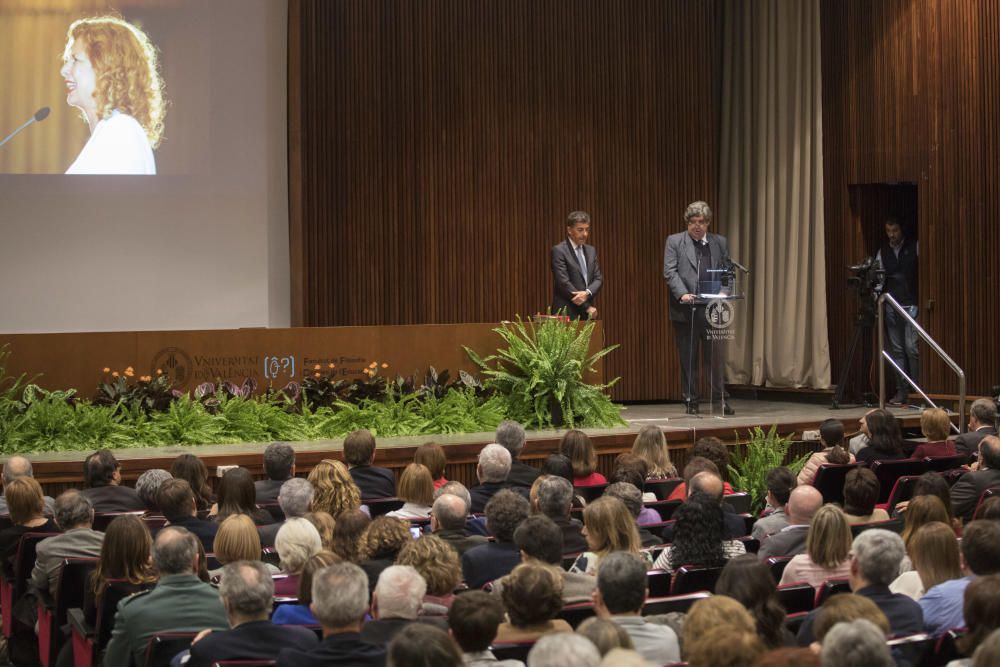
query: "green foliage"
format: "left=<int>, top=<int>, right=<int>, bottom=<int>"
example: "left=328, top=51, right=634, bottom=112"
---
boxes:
left=728, top=425, right=811, bottom=515
left=465, top=317, right=624, bottom=429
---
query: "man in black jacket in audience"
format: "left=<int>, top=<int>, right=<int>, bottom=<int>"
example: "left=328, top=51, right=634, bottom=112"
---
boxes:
left=954, top=399, right=998, bottom=459
left=158, top=479, right=218, bottom=552
left=80, top=449, right=146, bottom=513
left=462, top=490, right=528, bottom=589
left=536, top=476, right=588, bottom=554
left=344, top=430, right=396, bottom=500
left=254, top=442, right=295, bottom=505
left=495, top=420, right=540, bottom=489
left=952, top=436, right=1000, bottom=522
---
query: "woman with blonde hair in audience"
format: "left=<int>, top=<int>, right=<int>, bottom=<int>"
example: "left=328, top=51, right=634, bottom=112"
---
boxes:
left=308, top=458, right=363, bottom=518
left=779, top=504, right=853, bottom=589
left=560, top=429, right=607, bottom=486
left=303, top=510, right=336, bottom=550
left=209, top=514, right=278, bottom=578
left=494, top=563, right=571, bottom=642
left=0, top=477, right=58, bottom=564
left=414, top=442, right=448, bottom=490
left=386, top=463, right=434, bottom=519
left=653, top=493, right=744, bottom=573
left=683, top=596, right=758, bottom=657
left=271, top=550, right=341, bottom=625
left=898, top=494, right=952, bottom=567
left=272, top=516, right=323, bottom=596
left=890, top=522, right=962, bottom=600
left=570, top=496, right=648, bottom=575
left=631, top=425, right=677, bottom=480
left=911, top=408, right=957, bottom=459
left=359, top=516, right=411, bottom=592
left=397, top=534, right=461, bottom=615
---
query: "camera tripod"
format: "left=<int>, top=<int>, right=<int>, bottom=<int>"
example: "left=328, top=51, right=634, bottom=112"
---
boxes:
left=831, top=297, right=878, bottom=409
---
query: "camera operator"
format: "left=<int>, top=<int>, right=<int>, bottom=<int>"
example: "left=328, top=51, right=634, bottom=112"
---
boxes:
left=875, top=217, right=919, bottom=405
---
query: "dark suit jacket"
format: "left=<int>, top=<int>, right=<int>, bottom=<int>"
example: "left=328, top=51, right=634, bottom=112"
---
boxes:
left=350, top=465, right=397, bottom=500
left=462, top=541, right=521, bottom=589
left=258, top=519, right=285, bottom=548
left=359, top=618, right=414, bottom=646
left=796, top=585, right=923, bottom=646
left=433, top=528, right=488, bottom=557
left=551, top=516, right=588, bottom=555
left=507, top=460, right=541, bottom=489
left=663, top=231, right=730, bottom=323
left=81, top=485, right=146, bottom=513
left=254, top=478, right=287, bottom=505
left=954, top=427, right=998, bottom=458
left=187, top=619, right=319, bottom=667
left=951, top=467, right=1000, bottom=522
left=276, top=631, right=386, bottom=667
left=469, top=482, right=530, bottom=515
left=168, top=515, right=219, bottom=552
left=551, top=239, right=603, bottom=320
left=758, top=525, right=809, bottom=560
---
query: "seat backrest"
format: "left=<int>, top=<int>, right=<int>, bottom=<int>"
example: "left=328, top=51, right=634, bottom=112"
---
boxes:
left=924, top=454, right=969, bottom=472
left=365, top=497, right=404, bottom=517
left=646, top=569, right=673, bottom=598
left=645, top=499, right=683, bottom=522
left=885, top=475, right=920, bottom=514
left=642, top=591, right=710, bottom=616
left=257, top=502, right=284, bottom=523
left=737, top=536, right=759, bottom=554
left=557, top=601, right=595, bottom=628
left=93, top=512, right=145, bottom=532
left=144, top=632, right=199, bottom=667
left=12, top=532, right=59, bottom=598
left=644, top=478, right=683, bottom=500
left=776, top=583, right=815, bottom=614
left=850, top=517, right=905, bottom=537
left=491, top=641, right=535, bottom=662
left=813, top=464, right=861, bottom=505
left=0, top=515, right=12, bottom=532
left=870, top=460, right=928, bottom=503
left=886, top=633, right=934, bottom=665
left=54, top=558, right=98, bottom=624
left=767, top=556, right=793, bottom=582
left=577, top=484, right=608, bottom=503
left=815, top=579, right=851, bottom=607
left=670, top=565, right=723, bottom=595
left=723, top=493, right=751, bottom=514
left=211, top=662, right=276, bottom=667
left=97, top=580, right=155, bottom=648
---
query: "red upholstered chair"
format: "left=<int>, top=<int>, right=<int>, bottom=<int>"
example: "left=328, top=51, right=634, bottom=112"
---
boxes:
left=144, top=632, right=199, bottom=667
left=556, top=601, right=595, bottom=628
left=813, top=463, right=861, bottom=505
left=36, top=557, right=98, bottom=667
left=491, top=641, right=536, bottom=662
left=644, top=478, right=683, bottom=500
left=776, top=582, right=815, bottom=615
left=870, top=460, right=928, bottom=503
left=576, top=484, right=608, bottom=503
left=642, top=591, right=710, bottom=615
left=814, top=579, right=851, bottom=607
left=670, top=564, right=723, bottom=595
left=1, top=531, right=58, bottom=637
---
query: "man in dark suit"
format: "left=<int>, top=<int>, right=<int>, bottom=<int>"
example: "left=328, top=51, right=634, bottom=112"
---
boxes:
left=954, top=399, right=998, bottom=458
left=758, top=485, right=824, bottom=560
left=361, top=565, right=445, bottom=646
left=430, top=493, right=487, bottom=556
left=103, top=527, right=230, bottom=666
left=469, top=444, right=528, bottom=514
left=276, top=562, right=386, bottom=667
left=344, top=429, right=396, bottom=500
left=495, top=420, right=540, bottom=489
left=158, top=479, right=218, bottom=552
left=952, top=436, right=1000, bottom=522
left=663, top=201, right=734, bottom=415
left=186, top=561, right=318, bottom=667
left=255, top=442, right=295, bottom=506
left=80, top=449, right=146, bottom=512
left=551, top=210, right=603, bottom=320
left=462, top=490, right=528, bottom=589
left=536, top=476, right=588, bottom=554
left=659, top=472, right=747, bottom=543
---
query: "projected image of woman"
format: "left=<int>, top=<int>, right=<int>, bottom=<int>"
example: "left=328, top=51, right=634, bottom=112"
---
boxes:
left=60, top=16, right=166, bottom=174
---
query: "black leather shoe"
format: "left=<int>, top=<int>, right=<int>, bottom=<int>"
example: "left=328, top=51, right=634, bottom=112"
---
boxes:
left=685, top=402, right=700, bottom=415
left=719, top=402, right=735, bottom=416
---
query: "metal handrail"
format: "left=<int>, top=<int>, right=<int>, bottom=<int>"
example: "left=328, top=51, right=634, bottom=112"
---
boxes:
left=878, top=293, right=966, bottom=432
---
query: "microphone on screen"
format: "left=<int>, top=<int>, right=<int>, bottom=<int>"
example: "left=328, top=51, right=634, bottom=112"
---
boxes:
left=0, top=107, right=51, bottom=149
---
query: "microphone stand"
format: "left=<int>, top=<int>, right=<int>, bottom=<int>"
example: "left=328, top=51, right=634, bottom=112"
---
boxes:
left=686, top=245, right=701, bottom=418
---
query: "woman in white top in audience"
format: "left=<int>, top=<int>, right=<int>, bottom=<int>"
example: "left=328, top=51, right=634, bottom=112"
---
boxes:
left=890, top=521, right=961, bottom=600
left=60, top=16, right=165, bottom=174
left=779, top=504, right=852, bottom=589
left=386, top=463, right=434, bottom=520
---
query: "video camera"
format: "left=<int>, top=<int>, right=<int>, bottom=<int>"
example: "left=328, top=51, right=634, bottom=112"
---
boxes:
left=847, top=256, right=885, bottom=298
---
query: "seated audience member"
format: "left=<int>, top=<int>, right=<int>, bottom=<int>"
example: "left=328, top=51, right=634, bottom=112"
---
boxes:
left=560, top=430, right=608, bottom=486
left=471, top=444, right=527, bottom=514
left=158, top=478, right=218, bottom=552
left=171, top=453, right=214, bottom=511
left=133, top=468, right=172, bottom=513
left=260, top=477, right=314, bottom=547
left=450, top=591, right=527, bottom=666
left=209, top=514, right=278, bottom=579
left=304, top=511, right=335, bottom=550
left=0, top=477, right=58, bottom=566
left=954, top=398, right=998, bottom=459
left=631, top=424, right=678, bottom=480
left=900, top=494, right=952, bottom=552
left=309, top=458, right=365, bottom=519
left=658, top=471, right=744, bottom=543
left=797, top=418, right=853, bottom=486
left=83, top=514, right=156, bottom=625
left=594, top=551, right=680, bottom=664
left=603, top=482, right=660, bottom=545
left=536, top=475, right=588, bottom=554
left=0, top=455, right=55, bottom=516
left=683, top=596, right=760, bottom=661
left=608, top=455, right=654, bottom=506
left=273, top=516, right=323, bottom=596
left=779, top=504, right=853, bottom=589
left=977, top=496, right=1000, bottom=520
left=186, top=560, right=318, bottom=667
left=528, top=633, right=601, bottom=667
left=494, top=563, right=570, bottom=642
left=573, top=496, right=649, bottom=575
left=971, top=629, right=1000, bottom=667
left=330, top=508, right=370, bottom=562
left=271, top=550, right=340, bottom=624
left=686, top=624, right=766, bottom=667
left=841, top=467, right=889, bottom=525
left=435, top=480, right=490, bottom=536
left=386, top=463, right=434, bottom=519
left=758, top=485, right=823, bottom=560
left=30, top=490, right=103, bottom=594
left=414, top=442, right=449, bottom=490
left=653, top=491, right=743, bottom=572
left=717, top=554, right=790, bottom=649
left=752, top=467, right=797, bottom=541
left=796, top=529, right=922, bottom=646
left=891, top=521, right=961, bottom=600
left=361, top=564, right=427, bottom=645
left=540, top=453, right=575, bottom=486
left=103, top=526, right=229, bottom=666
left=256, top=442, right=295, bottom=505
left=576, top=618, right=634, bottom=657
left=492, top=514, right=595, bottom=603
left=855, top=409, right=906, bottom=464
left=397, top=534, right=461, bottom=614
left=847, top=409, right=876, bottom=455
left=387, top=623, right=464, bottom=667
left=462, top=490, right=529, bottom=588
left=810, top=593, right=890, bottom=651
left=212, top=467, right=274, bottom=526
left=912, top=408, right=958, bottom=459
left=496, top=420, right=541, bottom=489
left=80, top=449, right=146, bottom=512
left=751, top=648, right=820, bottom=667
left=667, top=437, right=735, bottom=500
left=920, top=519, right=1000, bottom=636
left=343, top=429, right=396, bottom=500
left=894, top=471, right=962, bottom=530
left=952, top=436, right=1000, bottom=523
left=430, top=493, right=487, bottom=556
left=275, top=562, right=386, bottom=667
left=359, top=516, right=411, bottom=592
left=820, top=619, right=894, bottom=667
left=955, top=575, right=1000, bottom=665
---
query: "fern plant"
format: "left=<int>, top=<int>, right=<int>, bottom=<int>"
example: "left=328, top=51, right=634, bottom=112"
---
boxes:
left=728, top=425, right=811, bottom=515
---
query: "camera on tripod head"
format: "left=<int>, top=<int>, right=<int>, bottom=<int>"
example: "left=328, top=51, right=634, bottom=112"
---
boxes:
left=847, top=256, right=885, bottom=299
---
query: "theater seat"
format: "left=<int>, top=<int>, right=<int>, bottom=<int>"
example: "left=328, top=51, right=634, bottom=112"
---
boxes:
left=491, top=641, right=535, bottom=661
left=776, top=583, right=815, bottom=614
left=144, top=632, right=199, bottom=667
left=642, top=591, right=710, bottom=616
left=670, top=565, right=723, bottom=595
left=814, top=464, right=861, bottom=505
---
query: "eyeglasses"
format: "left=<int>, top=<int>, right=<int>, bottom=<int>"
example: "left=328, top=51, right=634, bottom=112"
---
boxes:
left=687, top=220, right=709, bottom=227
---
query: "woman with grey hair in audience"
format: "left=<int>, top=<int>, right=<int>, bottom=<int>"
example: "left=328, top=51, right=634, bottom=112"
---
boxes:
left=819, top=619, right=894, bottom=667
left=272, top=516, right=322, bottom=596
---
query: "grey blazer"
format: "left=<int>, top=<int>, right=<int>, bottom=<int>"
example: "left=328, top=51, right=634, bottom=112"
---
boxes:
left=663, top=231, right=730, bottom=322
left=551, top=239, right=603, bottom=319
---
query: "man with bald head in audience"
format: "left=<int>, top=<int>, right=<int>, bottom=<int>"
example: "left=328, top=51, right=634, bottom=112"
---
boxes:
left=758, top=485, right=823, bottom=560
left=0, top=455, right=54, bottom=516
left=430, top=493, right=487, bottom=556
left=659, top=471, right=746, bottom=543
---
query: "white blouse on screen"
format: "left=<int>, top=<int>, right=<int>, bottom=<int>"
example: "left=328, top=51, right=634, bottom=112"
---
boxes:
left=66, top=110, right=156, bottom=175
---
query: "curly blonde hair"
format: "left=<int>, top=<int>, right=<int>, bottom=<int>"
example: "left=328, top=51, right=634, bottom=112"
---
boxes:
left=65, top=15, right=166, bottom=147
left=362, top=516, right=411, bottom=561
left=397, top=534, right=460, bottom=596
left=308, top=459, right=362, bottom=518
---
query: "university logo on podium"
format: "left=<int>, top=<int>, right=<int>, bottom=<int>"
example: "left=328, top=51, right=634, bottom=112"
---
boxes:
left=705, top=299, right=736, bottom=341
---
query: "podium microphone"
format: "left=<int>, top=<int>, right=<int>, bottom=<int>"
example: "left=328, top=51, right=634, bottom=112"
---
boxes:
left=0, top=107, right=50, bottom=149
left=728, top=258, right=750, bottom=274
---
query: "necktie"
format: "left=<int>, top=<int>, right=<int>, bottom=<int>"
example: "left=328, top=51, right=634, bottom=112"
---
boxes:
left=576, top=246, right=588, bottom=280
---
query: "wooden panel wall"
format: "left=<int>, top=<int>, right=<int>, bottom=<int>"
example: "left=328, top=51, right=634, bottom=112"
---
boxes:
left=288, top=0, right=721, bottom=401
left=821, top=0, right=1000, bottom=397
